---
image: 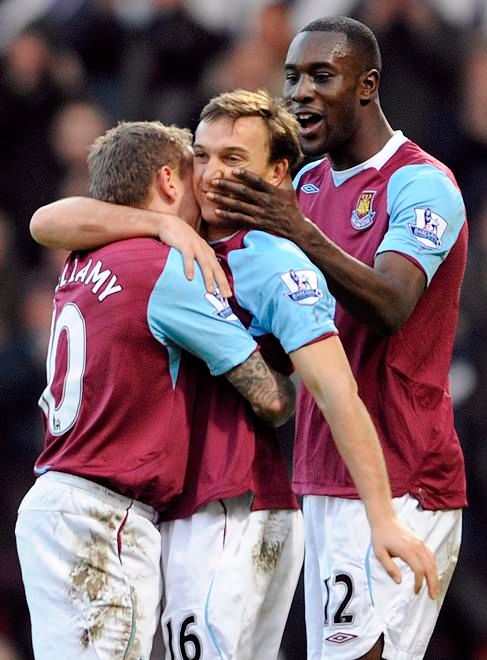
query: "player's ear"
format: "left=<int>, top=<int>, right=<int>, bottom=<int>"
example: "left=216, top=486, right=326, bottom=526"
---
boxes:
left=359, top=69, right=379, bottom=106
left=156, top=165, right=178, bottom=203
left=269, top=159, right=289, bottom=187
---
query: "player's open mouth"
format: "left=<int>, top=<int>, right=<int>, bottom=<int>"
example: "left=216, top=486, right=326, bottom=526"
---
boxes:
left=295, top=111, right=324, bottom=138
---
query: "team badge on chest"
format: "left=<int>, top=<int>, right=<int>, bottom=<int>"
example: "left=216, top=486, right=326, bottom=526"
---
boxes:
left=351, top=190, right=377, bottom=230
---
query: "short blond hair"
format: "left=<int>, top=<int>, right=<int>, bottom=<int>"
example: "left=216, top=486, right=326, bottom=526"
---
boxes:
left=200, top=89, right=303, bottom=171
left=88, top=121, right=193, bottom=207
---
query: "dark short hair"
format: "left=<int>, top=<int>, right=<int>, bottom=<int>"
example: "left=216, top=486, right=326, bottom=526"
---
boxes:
left=88, top=121, right=192, bottom=207
left=300, top=16, right=382, bottom=73
left=200, top=88, right=303, bottom=171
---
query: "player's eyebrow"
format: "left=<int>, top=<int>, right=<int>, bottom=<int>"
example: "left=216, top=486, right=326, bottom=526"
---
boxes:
left=193, top=143, right=250, bottom=155
left=285, top=61, right=335, bottom=71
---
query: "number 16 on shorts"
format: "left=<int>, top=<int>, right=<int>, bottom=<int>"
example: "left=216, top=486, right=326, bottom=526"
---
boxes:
left=165, top=614, right=203, bottom=660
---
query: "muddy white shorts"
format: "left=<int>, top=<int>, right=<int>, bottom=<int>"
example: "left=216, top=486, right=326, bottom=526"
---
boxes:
left=159, top=496, right=304, bottom=660
left=303, top=494, right=462, bottom=660
left=15, top=471, right=162, bottom=660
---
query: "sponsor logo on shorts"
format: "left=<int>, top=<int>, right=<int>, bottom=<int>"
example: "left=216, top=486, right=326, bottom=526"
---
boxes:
left=325, top=632, right=358, bottom=645
left=301, top=183, right=320, bottom=194
left=204, top=289, right=238, bottom=320
left=351, top=190, right=377, bottom=229
left=409, top=207, right=448, bottom=248
left=281, top=269, right=323, bottom=305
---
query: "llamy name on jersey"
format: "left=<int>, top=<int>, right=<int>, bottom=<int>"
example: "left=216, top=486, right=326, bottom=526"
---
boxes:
left=56, top=258, right=123, bottom=302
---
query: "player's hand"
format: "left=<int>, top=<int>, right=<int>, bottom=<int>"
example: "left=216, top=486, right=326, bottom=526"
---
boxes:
left=158, top=214, right=232, bottom=298
left=207, top=169, right=306, bottom=240
left=371, top=517, right=439, bottom=599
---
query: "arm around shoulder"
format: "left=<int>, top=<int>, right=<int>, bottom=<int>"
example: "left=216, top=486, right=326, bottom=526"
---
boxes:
left=30, top=197, right=232, bottom=296
left=30, top=197, right=161, bottom=250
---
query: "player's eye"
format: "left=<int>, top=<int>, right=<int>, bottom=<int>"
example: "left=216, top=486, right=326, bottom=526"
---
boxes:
left=225, top=154, right=244, bottom=164
left=193, top=151, right=208, bottom=162
left=314, top=72, right=331, bottom=83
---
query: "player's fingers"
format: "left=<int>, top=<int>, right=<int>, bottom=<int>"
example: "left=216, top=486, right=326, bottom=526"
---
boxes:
left=376, top=549, right=402, bottom=585
left=208, top=191, right=260, bottom=219
left=421, top=550, right=439, bottom=599
left=395, top=545, right=426, bottom=595
left=408, top=548, right=435, bottom=596
left=424, top=565, right=439, bottom=599
left=413, top=566, right=425, bottom=595
left=213, top=261, right=232, bottom=298
left=195, top=244, right=232, bottom=298
left=214, top=208, right=259, bottom=228
left=181, top=249, right=195, bottom=281
left=212, top=178, right=251, bottom=198
left=232, top=168, right=273, bottom=192
left=196, top=251, right=218, bottom=293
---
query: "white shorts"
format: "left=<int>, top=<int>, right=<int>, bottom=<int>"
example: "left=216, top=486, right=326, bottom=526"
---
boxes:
left=159, top=496, right=304, bottom=660
left=303, top=494, right=462, bottom=660
left=15, top=471, right=162, bottom=660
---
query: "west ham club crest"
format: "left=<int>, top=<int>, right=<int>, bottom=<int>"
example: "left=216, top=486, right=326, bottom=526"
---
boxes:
left=351, top=190, right=377, bottom=230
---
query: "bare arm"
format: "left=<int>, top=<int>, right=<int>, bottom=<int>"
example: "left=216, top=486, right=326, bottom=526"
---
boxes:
left=30, top=197, right=166, bottom=249
left=290, top=337, right=438, bottom=598
left=30, top=197, right=232, bottom=297
left=225, top=351, right=295, bottom=428
left=207, top=170, right=426, bottom=334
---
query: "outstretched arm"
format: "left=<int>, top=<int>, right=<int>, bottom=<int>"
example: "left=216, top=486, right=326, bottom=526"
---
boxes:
left=290, top=337, right=438, bottom=598
left=30, top=197, right=231, bottom=297
left=225, top=351, right=295, bottom=428
left=207, top=171, right=425, bottom=334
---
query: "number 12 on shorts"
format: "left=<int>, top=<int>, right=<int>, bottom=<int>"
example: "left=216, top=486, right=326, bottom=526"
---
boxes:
left=166, top=615, right=203, bottom=660
left=324, top=573, right=356, bottom=626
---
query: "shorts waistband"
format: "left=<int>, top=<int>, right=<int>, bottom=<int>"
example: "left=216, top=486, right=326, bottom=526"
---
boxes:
left=37, top=471, right=159, bottom=523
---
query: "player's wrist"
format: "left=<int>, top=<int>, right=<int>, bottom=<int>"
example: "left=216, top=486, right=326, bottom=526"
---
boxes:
left=145, top=209, right=171, bottom=239
left=136, top=209, right=181, bottom=241
left=364, top=497, right=396, bottom=528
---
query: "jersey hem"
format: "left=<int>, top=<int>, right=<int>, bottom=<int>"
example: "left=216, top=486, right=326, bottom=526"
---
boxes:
left=287, top=330, right=338, bottom=354
left=159, top=486, right=298, bottom=521
left=292, top=482, right=467, bottom=510
left=375, top=248, right=429, bottom=283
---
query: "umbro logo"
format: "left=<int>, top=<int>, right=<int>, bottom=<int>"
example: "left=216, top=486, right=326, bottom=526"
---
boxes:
left=325, top=632, right=357, bottom=645
left=301, top=183, right=320, bottom=194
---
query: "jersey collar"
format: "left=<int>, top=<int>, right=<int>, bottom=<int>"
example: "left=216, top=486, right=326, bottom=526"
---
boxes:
left=208, top=230, right=241, bottom=245
left=331, top=131, right=408, bottom=187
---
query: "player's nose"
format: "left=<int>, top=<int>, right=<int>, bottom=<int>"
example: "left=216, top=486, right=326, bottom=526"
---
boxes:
left=292, top=74, right=315, bottom=102
left=204, top=163, right=224, bottom=186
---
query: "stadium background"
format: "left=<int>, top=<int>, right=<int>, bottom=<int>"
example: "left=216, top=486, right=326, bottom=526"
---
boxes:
left=1, top=1, right=486, bottom=658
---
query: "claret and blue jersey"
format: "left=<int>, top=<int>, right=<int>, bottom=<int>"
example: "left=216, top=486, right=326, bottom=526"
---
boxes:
left=160, top=228, right=340, bottom=522
left=214, top=228, right=338, bottom=359
left=35, top=238, right=258, bottom=510
left=293, top=130, right=468, bottom=510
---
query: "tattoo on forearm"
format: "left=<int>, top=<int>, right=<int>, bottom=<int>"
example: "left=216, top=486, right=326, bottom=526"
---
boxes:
left=226, top=353, right=296, bottom=427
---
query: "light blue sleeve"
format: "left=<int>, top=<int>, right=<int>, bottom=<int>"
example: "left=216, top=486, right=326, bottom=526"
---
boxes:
left=147, top=248, right=257, bottom=376
left=228, top=231, right=337, bottom=354
left=378, top=164, right=466, bottom=284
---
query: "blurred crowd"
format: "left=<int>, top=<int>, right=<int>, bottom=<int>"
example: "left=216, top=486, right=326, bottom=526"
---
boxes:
left=1, top=1, right=487, bottom=658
